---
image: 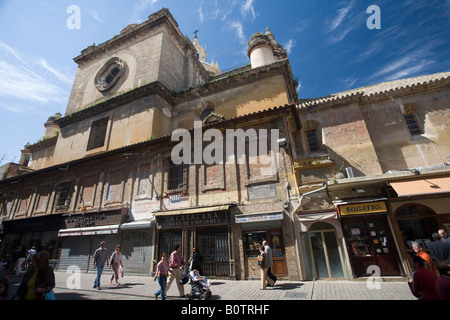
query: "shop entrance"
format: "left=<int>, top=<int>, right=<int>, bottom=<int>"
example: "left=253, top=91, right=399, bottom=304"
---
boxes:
left=156, top=226, right=231, bottom=279
left=308, top=222, right=345, bottom=279
left=342, top=214, right=402, bottom=277
left=243, top=228, right=288, bottom=277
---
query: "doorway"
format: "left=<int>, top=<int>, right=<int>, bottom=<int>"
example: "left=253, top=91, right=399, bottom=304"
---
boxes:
left=308, top=222, right=345, bottom=279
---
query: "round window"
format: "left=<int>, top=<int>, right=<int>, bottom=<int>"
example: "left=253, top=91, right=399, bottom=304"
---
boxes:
left=94, top=57, right=126, bottom=92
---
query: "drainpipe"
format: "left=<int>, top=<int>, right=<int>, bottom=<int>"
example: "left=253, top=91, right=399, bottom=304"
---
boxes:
left=291, top=181, right=328, bottom=281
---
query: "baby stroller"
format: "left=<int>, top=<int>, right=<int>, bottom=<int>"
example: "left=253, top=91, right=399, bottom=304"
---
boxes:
left=184, top=269, right=212, bottom=300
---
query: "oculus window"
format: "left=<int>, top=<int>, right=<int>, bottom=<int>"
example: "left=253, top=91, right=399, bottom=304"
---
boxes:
left=94, top=57, right=126, bottom=92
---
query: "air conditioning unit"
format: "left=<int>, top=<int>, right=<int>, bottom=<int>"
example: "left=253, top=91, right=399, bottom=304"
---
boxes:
left=345, top=167, right=354, bottom=178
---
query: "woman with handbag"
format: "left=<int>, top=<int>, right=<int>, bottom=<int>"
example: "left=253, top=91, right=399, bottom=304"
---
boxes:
left=14, top=251, right=55, bottom=300
left=258, top=245, right=269, bottom=290
left=109, top=245, right=123, bottom=286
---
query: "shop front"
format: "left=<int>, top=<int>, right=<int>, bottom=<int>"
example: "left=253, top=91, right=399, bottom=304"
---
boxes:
left=57, top=209, right=127, bottom=273
left=296, top=210, right=349, bottom=280
left=387, top=176, right=450, bottom=276
left=337, top=200, right=404, bottom=278
left=0, top=214, right=63, bottom=263
left=154, top=205, right=234, bottom=279
left=119, top=220, right=154, bottom=275
left=236, top=211, right=288, bottom=280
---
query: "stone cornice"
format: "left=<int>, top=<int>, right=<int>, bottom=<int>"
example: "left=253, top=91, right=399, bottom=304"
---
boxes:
left=26, top=136, right=58, bottom=153
left=55, top=81, right=175, bottom=128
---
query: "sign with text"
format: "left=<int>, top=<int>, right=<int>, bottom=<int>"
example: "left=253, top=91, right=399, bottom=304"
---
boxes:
left=156, top=210, right=230, bottom=229
left=247, top=184, right=276, bottom=200
left=339, top=201, right=387, bottom=216
left=235, top=211, right=283, bottom=223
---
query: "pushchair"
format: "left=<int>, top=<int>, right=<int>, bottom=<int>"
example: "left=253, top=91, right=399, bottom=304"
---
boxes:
left=184, top=269, right=212, bottom=300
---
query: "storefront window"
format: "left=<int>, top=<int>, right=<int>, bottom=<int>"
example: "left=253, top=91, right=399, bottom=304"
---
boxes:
left=344, top=221, right=371, bottom=257
left=243, top=231, right=266, bottom=258
left=396, top=205, right=438, bottom=251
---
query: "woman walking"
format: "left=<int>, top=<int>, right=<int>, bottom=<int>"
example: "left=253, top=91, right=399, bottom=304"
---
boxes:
left=14, top=251, right=55, bottom=300
left=154, top=253, right=171, bottom=300
left=109, top=245, right=123, bottom=286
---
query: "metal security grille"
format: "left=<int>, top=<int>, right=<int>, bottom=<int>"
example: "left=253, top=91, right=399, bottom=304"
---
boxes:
left=157, top=229, right=182, bottom=258
left=196, top=226, right=230, bottom=278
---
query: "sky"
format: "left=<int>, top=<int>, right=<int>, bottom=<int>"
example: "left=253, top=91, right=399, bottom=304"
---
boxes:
left=0, top=0, right=449, bottom=164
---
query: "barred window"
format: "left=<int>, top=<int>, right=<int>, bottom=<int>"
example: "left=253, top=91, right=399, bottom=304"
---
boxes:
left=404, top=113, right=422, bottom=136
left=168, top=161, right=185, bottom=190
left=56, top=182, right=71, bottom=208
left=306, top=130, right=319, bottom=152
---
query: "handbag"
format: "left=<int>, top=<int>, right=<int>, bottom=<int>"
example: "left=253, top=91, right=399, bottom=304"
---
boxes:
left=257, top=253, right=264, bottom=267
left=44, top=290, right=56, bottom=300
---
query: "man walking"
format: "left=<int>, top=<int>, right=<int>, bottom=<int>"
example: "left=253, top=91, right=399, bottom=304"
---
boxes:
left=165, top=244, right=185, bottom=297
left=93, top=241, right=109, bottom=290
left=263, top=241, right=277, bottom=287
left=427, top=233, right=450, bottom=262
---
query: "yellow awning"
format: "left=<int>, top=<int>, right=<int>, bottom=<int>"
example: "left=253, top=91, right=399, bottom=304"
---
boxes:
left=154, top=205, right=230, bottom=216
left=390, top=177, right=450, bottom=197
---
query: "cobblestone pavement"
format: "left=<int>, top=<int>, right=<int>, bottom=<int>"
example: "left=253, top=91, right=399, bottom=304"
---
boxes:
left=5, top=271, right=415, bottom=301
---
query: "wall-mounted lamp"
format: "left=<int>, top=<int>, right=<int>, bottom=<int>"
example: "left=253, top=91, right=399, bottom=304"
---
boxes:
left=353, top=187, right=365, bottom=194
left=277, top=138, right=287, bottom=147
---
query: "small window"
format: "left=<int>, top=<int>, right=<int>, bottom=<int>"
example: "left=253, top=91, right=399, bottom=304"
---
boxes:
left=404, top=113, right=422, bottom=136
left=87, top=118, right=109, bottom=151
left=200, top=107, right=214, bottom=121
left=168, top=161, right=185, bottom=190
left=306, top=130, right=319, bottom=152
left=56, top=182, right=71, bottom=208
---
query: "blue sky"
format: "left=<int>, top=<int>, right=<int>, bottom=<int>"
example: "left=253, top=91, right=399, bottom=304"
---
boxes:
left=0, top=0, right=449, bottom=164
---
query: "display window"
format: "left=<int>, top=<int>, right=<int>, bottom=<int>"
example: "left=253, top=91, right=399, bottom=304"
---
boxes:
left=244, top=231, right=266, bottom=258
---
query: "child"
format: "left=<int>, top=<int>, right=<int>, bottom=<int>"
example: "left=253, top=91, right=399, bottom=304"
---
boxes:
left=191, top=269, right=211, bottom=288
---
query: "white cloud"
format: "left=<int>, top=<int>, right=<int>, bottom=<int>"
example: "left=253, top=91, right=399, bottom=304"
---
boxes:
left=328, top=4, right=351, bottom=32
left=241, top=0, right=256, bottom=20
left=198, top=6, right=204, bottom=23
left=131, top=0, right=158, bottom=23
left=285, top=39, right=296, bottom=55
left=91, top=11, right=105, bottom=24
left=0, top=42, right=72, bottom=112
left=229, top=21, right=246, bottom=44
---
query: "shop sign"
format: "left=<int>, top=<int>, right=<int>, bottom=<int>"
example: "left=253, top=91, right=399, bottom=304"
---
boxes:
left=156, top=211, right=230, bottom=229
left=339, top=201, right=387, bottom=216
left=64, top=209, right=126, bottom=228
left=235, top=211, right=283, bottom=223
left=247, top=184, right=276, bottom=200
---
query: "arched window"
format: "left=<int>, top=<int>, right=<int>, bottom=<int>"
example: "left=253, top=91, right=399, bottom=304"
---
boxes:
left=200, top=107, right=214, bottom=121
left=395, top=204, right=438, bottom=251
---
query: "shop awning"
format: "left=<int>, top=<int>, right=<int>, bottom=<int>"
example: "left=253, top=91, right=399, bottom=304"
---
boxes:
left=154, top=205, right=230, bottom=216
left=58, top=224, right=120, bottom=237
left=390, top=177, right=450, bottom=197
left=296, top=212, right=343, bottom=238
left=119, top=220, right=154, bottom=230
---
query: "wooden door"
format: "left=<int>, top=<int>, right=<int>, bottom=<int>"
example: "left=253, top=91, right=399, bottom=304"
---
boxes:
left=267, top=229, right=288, bottom=277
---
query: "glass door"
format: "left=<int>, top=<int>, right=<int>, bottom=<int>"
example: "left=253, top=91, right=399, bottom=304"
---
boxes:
left=308, top=222, right=345, bottom=279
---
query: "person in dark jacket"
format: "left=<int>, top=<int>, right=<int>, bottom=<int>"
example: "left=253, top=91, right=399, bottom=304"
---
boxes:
left=190, top=246, right=203, bottom=275
left=427, top=233, right=450, bottom=262
left=14, top=251, right=55, bottom=300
